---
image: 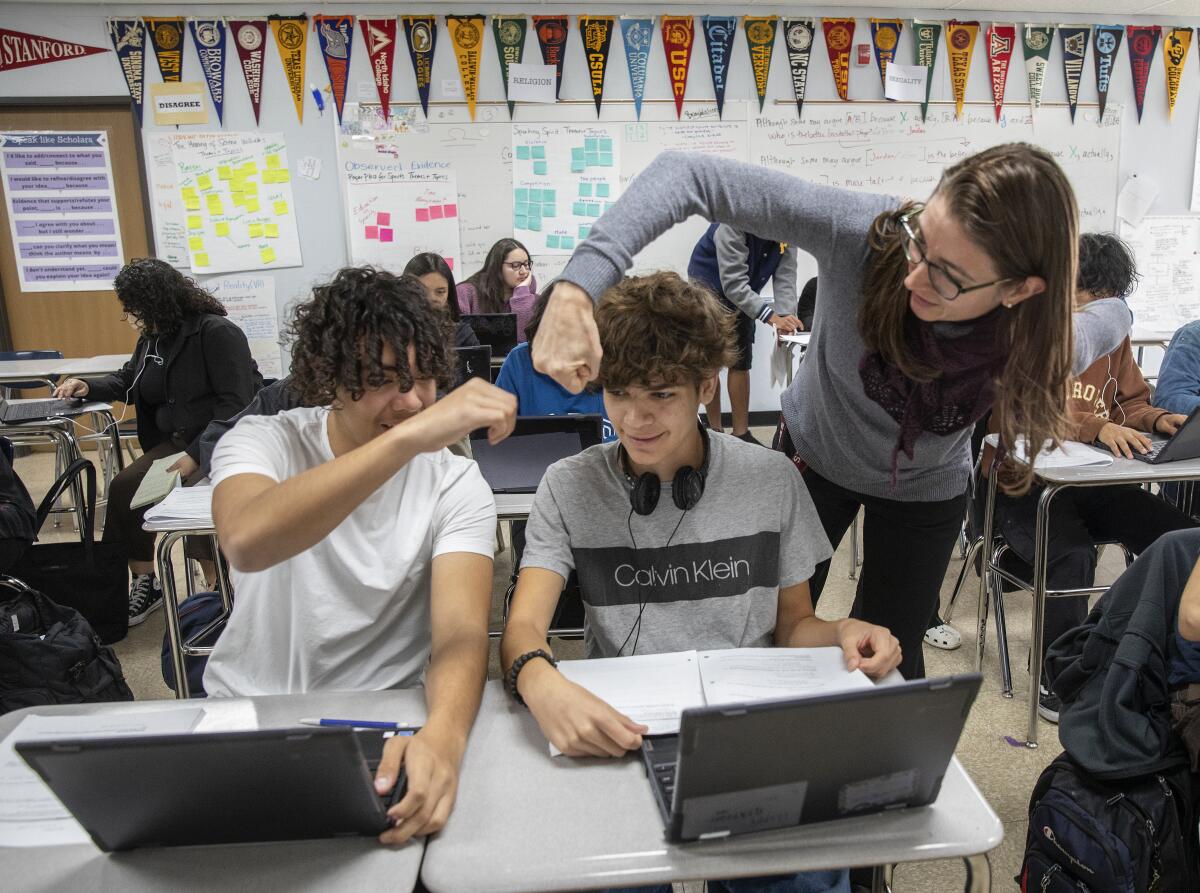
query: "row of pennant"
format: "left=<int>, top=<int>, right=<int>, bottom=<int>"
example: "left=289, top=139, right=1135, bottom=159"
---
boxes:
left=105, top=16, right=1196, bottom=127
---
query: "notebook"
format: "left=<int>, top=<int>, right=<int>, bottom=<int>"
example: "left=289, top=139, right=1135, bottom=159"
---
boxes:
left=129, top=451, right=185, bottom=510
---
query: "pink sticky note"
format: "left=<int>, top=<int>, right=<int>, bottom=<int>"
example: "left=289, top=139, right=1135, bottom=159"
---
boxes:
left=380, top=228, right=394, bottom=242
left=415, top=207, right=430, bottom=222
left=364, top=225, right=379, bottom=240
left=429, top=205, right=444, bottom=220
left=446, top=258, right=454, bottom=270
left=444, top=204, right=458, bottom=218
left=376, top=212, right=391, bottom=226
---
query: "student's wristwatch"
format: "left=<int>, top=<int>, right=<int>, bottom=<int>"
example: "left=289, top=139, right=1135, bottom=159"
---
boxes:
left=505, top=649, right=558, bottom=707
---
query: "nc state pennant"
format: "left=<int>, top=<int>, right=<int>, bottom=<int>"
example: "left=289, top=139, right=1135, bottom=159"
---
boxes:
left=781, top=20, right=814, bottom=120
left=1093, top=25, right=1123, bottom=123
left=579, top=17, right=614, bottom=117
left=702, top=16, right=737, bottom=118
left=823, top=19, right=855, bottom=101
left=314, top=16, right=355, bottom=125
left=985, top=25, right=1015, bottom=121
left=661, top=17, right=695, bottom=119
left=144, top=17, right=185, bottom=82
left=230, top=20, right=266, bottom=125
left=0, top=27, right=107, bottom=74
left=533, top=16, right=569, bottom=99
left=360, top=19, right=397, bottom=123
left=402, top=17, right=437, bottom=119
left=107, top=20, right=145, bottom=123
left=1127, top=26, right=1161, bottom=122
left=188, top=19, right=227, bottom=125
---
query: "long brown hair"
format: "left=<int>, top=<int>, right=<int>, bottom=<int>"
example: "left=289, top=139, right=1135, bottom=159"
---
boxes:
left=463, top=238, right=530, bottom=314
left=858, top=143, right=1078, bottom=494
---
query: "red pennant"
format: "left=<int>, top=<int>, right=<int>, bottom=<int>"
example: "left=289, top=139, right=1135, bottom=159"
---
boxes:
left=661, top=17, right=695, bottom=119
left=229, top=20, right=267, bottom=124
left=822, top=19, right=855, bottom=101
left=985, top=25, right=1015, bottom=121
left=0, top=27, right=107, bottom=73
left=360, top=18, right=397, bottom=122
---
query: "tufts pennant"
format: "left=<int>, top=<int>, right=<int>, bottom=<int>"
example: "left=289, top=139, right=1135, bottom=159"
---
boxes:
left=1093, top=25, right=1123, bottom=123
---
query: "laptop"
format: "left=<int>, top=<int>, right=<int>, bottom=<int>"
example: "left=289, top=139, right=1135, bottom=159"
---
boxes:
left=454, top=344, right=492, bottom=388
left=471, top=414, right=604, bottom=493
left=17, top=727, right=409, bottom=851
left=0, top=396, right=85, bottom=423
left=463, top=313, right=518, bottom=359
left=640, top=673, right=981, bottom=842
left=1100, top=405, right=1200, bottom=464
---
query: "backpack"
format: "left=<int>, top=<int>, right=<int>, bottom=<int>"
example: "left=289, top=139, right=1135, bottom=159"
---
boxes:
left=160, top=590, right=226, bottom=697
left=0, top=576, right=134, bottom=714
left=1019, top=753, right=1199, bottom=892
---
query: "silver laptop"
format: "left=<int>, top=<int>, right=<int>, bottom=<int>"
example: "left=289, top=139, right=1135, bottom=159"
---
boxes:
left=640, top=673, right=981, bottom=842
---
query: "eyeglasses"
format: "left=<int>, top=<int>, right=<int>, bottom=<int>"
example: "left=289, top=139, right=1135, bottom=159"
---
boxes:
left=503, top=261, right=533, bottom=272
left=898, top=207, right=1011, bottom=301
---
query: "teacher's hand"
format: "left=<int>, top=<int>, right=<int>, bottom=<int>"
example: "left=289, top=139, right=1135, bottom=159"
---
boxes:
left=531, top=281, right=601, bottom=394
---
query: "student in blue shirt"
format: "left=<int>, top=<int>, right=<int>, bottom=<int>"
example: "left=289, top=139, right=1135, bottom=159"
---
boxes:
left=1154, top=320, right=1200, bottom=416
left=495, top=289, right=616, bottom=441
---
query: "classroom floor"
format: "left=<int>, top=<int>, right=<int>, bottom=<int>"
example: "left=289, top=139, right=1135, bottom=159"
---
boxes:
left=18, top=430, right=1133, bottom=892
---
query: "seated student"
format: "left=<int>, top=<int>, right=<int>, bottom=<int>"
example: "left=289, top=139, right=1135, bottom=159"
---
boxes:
left=495, top=288, right=616, bottom=442
left=206, top=267, right=516, bottom=844
left=457, top=238, right=539, bottom=341
left=403, top=252, right=480, bottom=348
left=687, top=224, right=801, bottom=444
left=985, top=233, right=1196, bottom=723
left=1154, top=319, right=1200, bottom=416
left=1171, top=531, right=1200, bottom=771
left=501, top=273, right=898, bottom=893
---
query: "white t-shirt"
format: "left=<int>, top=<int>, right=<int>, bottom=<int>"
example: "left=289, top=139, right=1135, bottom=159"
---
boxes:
left=203, top=406, right=496, bottom=697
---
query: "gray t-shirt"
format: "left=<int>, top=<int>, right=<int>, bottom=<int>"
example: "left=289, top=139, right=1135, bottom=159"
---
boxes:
left=520, top=431, right=833, bottom=658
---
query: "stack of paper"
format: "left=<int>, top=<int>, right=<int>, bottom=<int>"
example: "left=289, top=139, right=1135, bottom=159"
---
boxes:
left=142, top=484, right=214, bottom=529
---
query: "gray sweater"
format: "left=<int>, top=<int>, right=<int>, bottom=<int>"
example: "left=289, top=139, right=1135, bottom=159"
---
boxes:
left=560, top=151, right=1132, bottom=501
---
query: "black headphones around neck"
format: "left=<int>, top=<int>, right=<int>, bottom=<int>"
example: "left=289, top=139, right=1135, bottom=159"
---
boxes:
left=620, top=423, right=711, bottom=516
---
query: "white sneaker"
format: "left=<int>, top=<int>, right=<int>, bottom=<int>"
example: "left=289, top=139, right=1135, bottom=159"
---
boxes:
left=923, top=622, right=962, bottom=650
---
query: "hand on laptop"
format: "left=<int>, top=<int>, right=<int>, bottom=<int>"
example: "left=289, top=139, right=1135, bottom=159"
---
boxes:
left=400, top=377, right=517, bottom=450
left=53, top=378, right=89, bottom=399
left=1155, top=413, right=1188, bottom=436
left=1096, top=422, right=1153, bottom=459
left=838, top=620, right=902, bottom=679
left=523, top=668, right=649, bottom=757
left=374, top=727, right=464, bottom=845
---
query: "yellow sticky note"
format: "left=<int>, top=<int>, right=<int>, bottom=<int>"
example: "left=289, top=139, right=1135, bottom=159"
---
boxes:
left=181, top=187, right=198, bottom=199
left=197, top=174, right=213, bottom=190
left=184, top=196, right=201, bottom=211
left=243, top=181, right=258, bottom=195
left=260, top=247, right=276, bottom=264
left=245, top=199, right=260, bottom=213
left=260, top=171, right=276, bottom=184
left=266, top=154, right=281, bottom=169
left=276, top=169, right=290, bottom=182
left=265, top=223, right=279, bottom=238
left=249, top=223, right=264, bottom=238
left=215, top=222, right=230, bottom=236
left=206, top=196, right=223, bottom=214
left=231, top=193, right=245, bottom=208
left=242, top=162, right=258, bottom=175
left=187, top=215, right=202, bottom=230
left=273, top=200, right=289, bottom=215
left=188, top=236, right=204, bottom=251
left=217, top=165, right=232, bottom=181
left=194, top=253, right=209, bottom=267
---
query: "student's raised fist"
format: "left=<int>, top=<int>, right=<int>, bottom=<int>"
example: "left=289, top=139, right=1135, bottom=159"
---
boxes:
left=397, top=377, right=516, bottom=453
left=532, top=282, right=602, bottom=395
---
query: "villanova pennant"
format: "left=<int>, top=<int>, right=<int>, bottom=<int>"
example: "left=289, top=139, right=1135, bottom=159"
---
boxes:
left=781, top=19, right=814, bottom=120
left=360, top=19, right=397, bottom=123
left=1127, top=26, right=1161, bottom=122
left=533, top=16, right=569, bottom=99
left=869, top=19, right=903, bottom=91
left=1059, top=25, right=1089, bottom=122
left=1093, top=25, right=1123, bottom=122
left=661, top=17, right=695, bottom=119
left=314, top=15, right=355, bottom=125
left=402, top=16, right=438, bottom=119
left=107, top=20, right=146, bottom=123
left=744, top=17, right=778, bottom=113
left=620, top=17, right=654, bottom=120
left=144, top=17, right=185, bottom=82
left=1022, top=25, right=1054, bottom=116
left=579, top=17, right=614, bottom=117
left=188, top=19, right=226, bottom=125
left=985, top=24, right=1015, bottom=122
left=702, top=16, right=737, bottom=118
left=492, top=16, right=527, bottom=118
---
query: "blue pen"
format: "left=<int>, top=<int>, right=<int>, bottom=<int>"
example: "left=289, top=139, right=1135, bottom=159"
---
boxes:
left=309, top=83, right=325, bottom=115
left=299, top=717, right=415, bottom=732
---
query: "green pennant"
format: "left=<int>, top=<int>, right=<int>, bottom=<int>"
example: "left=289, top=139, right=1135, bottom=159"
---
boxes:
left=492, top=16, right=526, bottom=118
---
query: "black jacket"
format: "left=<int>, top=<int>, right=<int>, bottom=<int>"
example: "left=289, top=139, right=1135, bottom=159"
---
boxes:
left=193, top=375, right=302, bottom=477
left=85, top=314, right=262, bottom=462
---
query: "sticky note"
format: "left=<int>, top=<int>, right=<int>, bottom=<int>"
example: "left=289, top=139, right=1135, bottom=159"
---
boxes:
left=529, top=189, right=542, bottom=202
left=187, top=215, right=202, bottom=230
left=260, top=247, right=276, bottom=264
left=528, top=217, right=542, bottom=232
left=415, top=207, right=430, bottom=222
left=578, top=225, right=591, bottom=239
left=265, top=224, right=279, bottom=238
left=516, top=145, right=531, bottom=160
left=197, top=174, right=213, bottom=190
left=572, top=202, right=587, bottom=216
left=571, top=148, right=585, bottom=161
left=514, top=215, right=527, bottom=229
left=274, top=200, right=289, bottom=215
left=276, top=169, right=290, bottom=182
left=188, top=236, right=204, bottom=250
left=181, top=187, right=198, bottom=199
left=599, top=153, right=613, bottom=167
left=445, top=258, right=454, bottom=270
left=245, top=199, right=260, bottom=213
left=266, top=154, right=281, bottom=169
left=184, top=196, right=201, bottom=211
left=532, top=145, right=546, bottom=160
left=194, top=253, right=209, bottom=267
left=544, top=189, right=556, bottom=202
left=533, top=161, right=547, bottom=176
left=249, top=223, right=264, bottom=237
left=586, top=152, right=600, bottom=167
left=380, top=228, right=393, bottom=242
left=579, top=183, right=593, bottom=197
left=365, top=225, right=379, bottom=239
left=444, top=204, right=457, bottom=218
left=570, top=161, right=585, bottom=173
left=597, top=183, right=611, bottom=198
left=543, top=203, right=556, bottom=217
left=429, top=205, right=444, bottom=219
left=243, top=181, right=259, bottom=195
left=242, top=162, right=258, bottom=175
left=600, top=138, right=613, bottom=152
left=217, top=165, right=232, bottom=181
left=206, top=196, right=223, bottom=214
left=515, top=188, right=529, bottom=202
left=562, top=237, right=574, bottom=249
left=546, top=235, right=560, bottom=249
left=585, top=137, right=599, bottom=151
left=215, top=222, right=230, bottom=236
left=376, top=212, right=390, bottom=226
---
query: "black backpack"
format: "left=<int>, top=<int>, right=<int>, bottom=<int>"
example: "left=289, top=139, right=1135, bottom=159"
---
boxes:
left=0, top=576, right=134, bottom=714
left=1020, top=753, right=1199, bottom=892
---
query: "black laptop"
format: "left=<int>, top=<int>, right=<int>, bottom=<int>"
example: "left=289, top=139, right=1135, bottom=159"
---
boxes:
left=640, top=674, right=981, bottom=842
left=1100, top=405, right=1200, bottom=464
left=0, top=396, right=85, bottom=423
left=454, top=344, right=492, bottom=388
left=471, top=414, right=604, bottom=493
left=17, top=727, right=409, bottom=851
left=463, top=313, right=518, bottom=359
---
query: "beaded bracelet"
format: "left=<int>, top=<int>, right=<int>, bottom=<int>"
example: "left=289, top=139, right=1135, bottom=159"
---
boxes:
left=505, top=649, right=558, bottom=707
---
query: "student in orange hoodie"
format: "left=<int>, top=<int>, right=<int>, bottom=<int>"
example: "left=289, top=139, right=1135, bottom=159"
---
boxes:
left=989, top=233, right=1196, bottom=723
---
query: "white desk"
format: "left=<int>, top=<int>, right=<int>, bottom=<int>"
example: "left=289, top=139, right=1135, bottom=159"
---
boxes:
left=776, top=332, right=811, bottom=388
left=494, top=491, right=534, bottom=522
left=0, top=691, right=426, bottom=891
left=0, top=355, right=128, bottom=386
left=422, top=683, right=1002, bottom=893
left=976, top=447, right=1200, bottom=747
left=53, top=355, right=130, bottom=377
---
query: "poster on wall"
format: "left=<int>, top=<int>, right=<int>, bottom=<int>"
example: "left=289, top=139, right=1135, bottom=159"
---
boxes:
left=203, top=273, right=283, bottom=378
left=169, top=131, right=302, bottom=274
left=142, top=132, right=189, bottom=268
left=0, top=131, right=124, bottom=292
left=345, top=173, right=462, bottom=273
left=511, top=123, right=622, bottom=255
left=1120, top=215, right=1200, bottom=339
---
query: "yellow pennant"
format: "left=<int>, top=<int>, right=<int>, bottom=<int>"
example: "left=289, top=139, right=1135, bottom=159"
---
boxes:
left=946, top=20, right=980, bottom=118
left=447, top=14, right=485, bottom=121
left=269, top=15, right=308, bottom=122
left=1164, top=28, right=1193, bottom=120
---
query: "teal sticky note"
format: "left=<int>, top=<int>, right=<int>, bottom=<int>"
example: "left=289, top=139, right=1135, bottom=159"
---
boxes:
left=578, top=225, right=590, bottom=239
left=544, top=189, right=556, bottom=202
left=546, top=235, right=560, bottom=249
left=570, top=162, right=585, bottom=173
left=533, top=161, right=548, bottom=176
left=543, top=203, right=556, bottom=217
left=572, top=201, right=587, bottom=216
left=528, top=217, right=542, bottom=232
left=600, top=138, right=613, bottom=152
left=579, top=183, right=593, bottom=197
left=572, top=147, right=585, bottom=161
left=532, top=145, right=546, bottom=160
left=514, top=202, right=528, bottom=216
left=585, top=153, right=598, bottom=167
left=516, top=146, right=531, bottom=160
left=528, top=189, right=541, bottom=202
left=590, top=203, right=603, bottom=216
left=516, top=188, right=529, bottom=202
left=515, top=215, right=528, bottom=229
left=596, top=183, right=611, bottom=198
left=585, top=137, right=599, bottom=151
left=562, top=236, right=575, bottom=249
left=599, top=153, right=613, bottom=167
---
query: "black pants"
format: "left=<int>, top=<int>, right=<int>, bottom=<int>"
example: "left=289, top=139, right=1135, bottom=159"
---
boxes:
left=995, top=484, right=1197, bottom=661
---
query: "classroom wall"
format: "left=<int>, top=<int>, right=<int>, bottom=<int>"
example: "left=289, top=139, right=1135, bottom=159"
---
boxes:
left=2, top=4, right=1199, bottom=408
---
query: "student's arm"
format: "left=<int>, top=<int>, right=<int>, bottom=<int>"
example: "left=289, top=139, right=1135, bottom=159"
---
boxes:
left=1155, top=324, right=1200, bottom=416
left=771, top=245, right=800, bottom=320
left=55, top=350, right=139, bottom=401
left=1072, top=298, right=1133, bottom=376
left=1110, top=340, right=1175, bottom=434
left=1179, top=555, right=1200, bottom=641
left=714, top=226, right=771, bottom=322
left=213, top=378, right=515, bottom=572
left=773, top=581, right=901, bottom=678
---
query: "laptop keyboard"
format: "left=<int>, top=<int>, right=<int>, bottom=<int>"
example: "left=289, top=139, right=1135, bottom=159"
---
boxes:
left=1131, top=441, right=1167, bottom=463
left=646, top=735, right=680, bottom=803
left=3, top=398, right=83, bottom=421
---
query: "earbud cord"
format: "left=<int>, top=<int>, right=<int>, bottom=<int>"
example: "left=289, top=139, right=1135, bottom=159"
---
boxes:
left=68, top=338, right=161, bottom=437
left=616, top=504, right=689, bottom=658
